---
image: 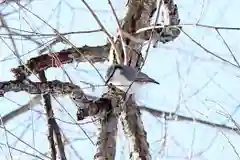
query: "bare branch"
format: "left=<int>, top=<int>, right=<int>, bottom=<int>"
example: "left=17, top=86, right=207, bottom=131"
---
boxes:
left=0, top=28, right=102, bottom=37
left=215, top=29, right=240, bottom=67
left=38, top=70, right=64, bottom=160
left=140, top=106, right=240, bottom=134
left=52, top=119, right=67, bottom=160
left=2, top=94, right=100, bottom=125
left=11, top=43, right=111, bottom=78
left=1, top=95, right=41, bottom=125
left=0, top=141, right=45, bottom=160
left=180, top=28, right=240, bottom=69
left=0, top=79, right=87, bottom=102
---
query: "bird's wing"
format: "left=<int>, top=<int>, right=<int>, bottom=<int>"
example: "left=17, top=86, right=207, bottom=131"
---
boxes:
left=120, top=65, right=138, bottom=81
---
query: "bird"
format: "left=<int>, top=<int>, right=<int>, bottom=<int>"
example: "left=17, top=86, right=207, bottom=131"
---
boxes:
left=105, top=64, right=160, bottom=94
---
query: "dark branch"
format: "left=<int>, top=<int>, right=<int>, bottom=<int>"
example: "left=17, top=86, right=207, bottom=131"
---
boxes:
left=11, top=43, right=111, bottom=78
left=140, top=106, right=240, bottom=134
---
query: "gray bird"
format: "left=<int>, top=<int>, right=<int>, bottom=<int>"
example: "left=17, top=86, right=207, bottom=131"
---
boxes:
left=105, top=64, right=160, bottom=94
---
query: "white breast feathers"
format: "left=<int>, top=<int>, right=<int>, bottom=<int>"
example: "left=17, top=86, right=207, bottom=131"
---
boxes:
left=107, top=69, right=142, bottom=94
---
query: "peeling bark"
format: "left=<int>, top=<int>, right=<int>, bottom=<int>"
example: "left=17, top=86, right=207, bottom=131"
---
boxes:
left=11, top=43, right=111, bottom=78
left=117, top=0, right=157, bottom=67
left=93, top=87, right=123, bottom=160
left=120, top=98, right=150, bottom=160
left=94, top=112, right=118, bottom=160
left=111, top=0, right=157, bottom=159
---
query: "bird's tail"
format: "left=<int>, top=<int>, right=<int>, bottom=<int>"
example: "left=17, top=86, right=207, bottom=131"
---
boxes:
left=135, top=77, right=160, bottom=85
left=144, top=78, right=160, bottom=84
left=136, top=72, right=160, bottom=85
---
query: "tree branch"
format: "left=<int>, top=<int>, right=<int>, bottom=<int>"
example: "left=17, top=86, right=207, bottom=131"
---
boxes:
left=120, top=97, right=150, bottom=160
left=0, top=79, right=93, bottom=116
left=111, top=0, right=157, bottom=159
left=38, top=70, right=66, bottom=160
left=1, top=95, right=41, bottom=125
left=0, top=79, right=84, bottom=97
left=94, top=106, right=118, bottom=160
left=143, top=0, right=181, bottom=46
left=140, top=106, right=240, bottom=134
left=11, top=43, right=111, bottom=78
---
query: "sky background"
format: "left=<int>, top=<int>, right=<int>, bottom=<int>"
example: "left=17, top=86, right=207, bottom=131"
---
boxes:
left=0, top=0, right=240, bottom=159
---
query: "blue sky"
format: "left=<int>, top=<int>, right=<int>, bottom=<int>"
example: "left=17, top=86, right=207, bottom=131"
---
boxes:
left=0, top=0, right=240, bottom=159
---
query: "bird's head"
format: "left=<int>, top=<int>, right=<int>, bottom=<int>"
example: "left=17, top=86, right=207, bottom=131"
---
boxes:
left=105, top=64, right=160, bottom=86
